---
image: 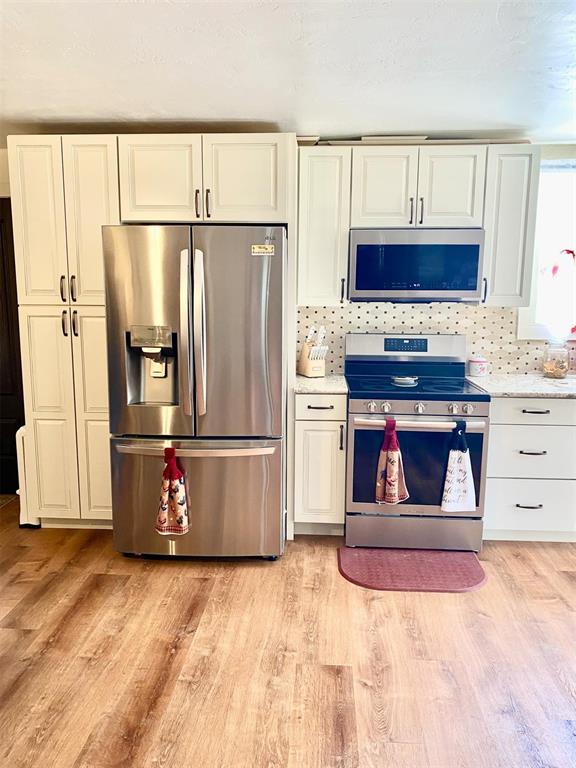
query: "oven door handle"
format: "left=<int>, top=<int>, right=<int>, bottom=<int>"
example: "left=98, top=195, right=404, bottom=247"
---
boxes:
left=352, top=417, right=487, bottom=431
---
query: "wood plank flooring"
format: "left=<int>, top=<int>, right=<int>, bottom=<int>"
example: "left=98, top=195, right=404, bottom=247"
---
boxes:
left=0, top=498, right=575, bottom=768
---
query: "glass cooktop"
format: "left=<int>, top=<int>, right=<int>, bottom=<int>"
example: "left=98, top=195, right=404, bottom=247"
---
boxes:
left=346, top=375, right=490, bottom=402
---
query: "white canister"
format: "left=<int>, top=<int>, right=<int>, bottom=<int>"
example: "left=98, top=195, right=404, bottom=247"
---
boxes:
left=468, top=356, right=489, bottom=377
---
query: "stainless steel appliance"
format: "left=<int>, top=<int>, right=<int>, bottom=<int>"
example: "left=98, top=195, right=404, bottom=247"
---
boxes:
left=103, top=225, right=286, bottom=558
left=345, top=334, right=490, bottom=551
left=348, top=229, right=485, bottom=302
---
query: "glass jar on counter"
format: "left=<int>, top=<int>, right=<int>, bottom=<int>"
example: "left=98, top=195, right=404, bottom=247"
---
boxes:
left=542, top=342, right=570, bottom=379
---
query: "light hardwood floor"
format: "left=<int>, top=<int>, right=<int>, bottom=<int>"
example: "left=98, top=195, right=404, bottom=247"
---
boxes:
left=0, top=498, right=575, bottom=768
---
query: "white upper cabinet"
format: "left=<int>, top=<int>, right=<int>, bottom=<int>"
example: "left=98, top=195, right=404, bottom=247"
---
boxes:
left=202, top=134, right=294, bottom=222
left=62, top=136, right=120, bottom=304
left=71, top=307, right=112, bottom=520
left=118, top=134, right=203, bottom=222
left=350, top=146, right=419, bottom=227
left=483, top=145, right=540, bottom=307
left=417, top=146, right=487, bottom=227
left=18, top=306, right=80, bottom=519
left=298, top=147, right=351, bottom=305
left=8, top=136, right=69, bottom=304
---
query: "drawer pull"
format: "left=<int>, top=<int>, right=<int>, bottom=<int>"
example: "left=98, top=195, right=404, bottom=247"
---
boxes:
left=515, top=503, right=543, bottom=510
left=521, top=409, right=551, bottom=415
left=307, top=405, right=334, bottom=410
left=518, top=450, right=548, bottom=456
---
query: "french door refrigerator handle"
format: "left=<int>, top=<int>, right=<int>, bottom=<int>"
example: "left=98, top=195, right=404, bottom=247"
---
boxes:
left=179, top=249, right=193, bottom=416
left=115, top=445, right=276, bottom=458
left=193, top=247, right=207, bottom=416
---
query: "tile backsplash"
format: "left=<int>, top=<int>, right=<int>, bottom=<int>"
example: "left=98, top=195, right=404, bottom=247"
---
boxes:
left=297, top=303, right=576, bottom=374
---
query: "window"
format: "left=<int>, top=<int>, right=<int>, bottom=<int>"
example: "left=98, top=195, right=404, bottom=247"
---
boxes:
left=518, top=158, right=576, bottom=341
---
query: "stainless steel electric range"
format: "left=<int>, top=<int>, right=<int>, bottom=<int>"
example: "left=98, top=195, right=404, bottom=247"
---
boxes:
left=345, top=334, right=491, bottom=551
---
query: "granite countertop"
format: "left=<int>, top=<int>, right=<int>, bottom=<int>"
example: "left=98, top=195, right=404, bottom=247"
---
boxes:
left=294, top=374, right=348, bottom=394
left=468, top=373, right=576, bottom=399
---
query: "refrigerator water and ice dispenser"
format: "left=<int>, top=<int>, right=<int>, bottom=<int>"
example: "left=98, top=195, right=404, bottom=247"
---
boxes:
left=126, top=325, right=178, bottom=404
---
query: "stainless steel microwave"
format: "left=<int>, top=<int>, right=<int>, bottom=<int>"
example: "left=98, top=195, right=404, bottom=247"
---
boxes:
left=348, top=229, right=485, bottom=302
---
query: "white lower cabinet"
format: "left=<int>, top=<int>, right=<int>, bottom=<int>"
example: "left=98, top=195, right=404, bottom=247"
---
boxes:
left=18, top=307, right=80, bottom=518
left=18, top=306, right=111, bottom=522
left=484, top=479, right=576, bottom=539
left=294, top=417, right=346, bottom=524
left=72, top=308, right=112, bottom=520
left=483, top=396, right=576, bottom=541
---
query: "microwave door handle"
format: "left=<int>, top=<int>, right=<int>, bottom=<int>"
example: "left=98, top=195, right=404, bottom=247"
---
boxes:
left=179, top=249, right=193, bottom=416
left=193, top=248, right=207, bottom=416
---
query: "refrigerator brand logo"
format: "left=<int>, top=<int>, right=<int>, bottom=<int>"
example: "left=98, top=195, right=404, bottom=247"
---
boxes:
left=251, top=244, right=275, bottom=256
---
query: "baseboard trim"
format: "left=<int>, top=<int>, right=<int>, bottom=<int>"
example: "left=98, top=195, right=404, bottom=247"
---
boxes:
left=294, top=522, right=344, bottom=537
left=483, top=529, right=576, bottom=542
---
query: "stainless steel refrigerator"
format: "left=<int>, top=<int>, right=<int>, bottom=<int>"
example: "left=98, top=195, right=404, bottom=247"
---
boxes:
left=103, top=225, right=285, bottom=558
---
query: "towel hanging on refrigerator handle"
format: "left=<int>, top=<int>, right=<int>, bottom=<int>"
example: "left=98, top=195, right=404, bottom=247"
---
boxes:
left=155, top=448, right=190, bottom=535
left=441, top=420, right=476, bottom=513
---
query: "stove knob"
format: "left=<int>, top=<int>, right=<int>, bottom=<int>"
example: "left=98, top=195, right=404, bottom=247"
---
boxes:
left=448, top=403, right=459, bottom=415
left=414, top=402, right=426, bottom=414
left=381, top=401, right=392, bottom=413
left=462, top=403, right=474, bottom=414
left=367, top=400, right=378, bottom=413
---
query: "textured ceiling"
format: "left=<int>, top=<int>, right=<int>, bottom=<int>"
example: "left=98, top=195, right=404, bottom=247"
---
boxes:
left=1, top=0, right=575, bottom=144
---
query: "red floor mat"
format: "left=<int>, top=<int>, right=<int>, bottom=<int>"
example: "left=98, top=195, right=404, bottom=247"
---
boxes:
left=338, top=547, right=486, bottom=593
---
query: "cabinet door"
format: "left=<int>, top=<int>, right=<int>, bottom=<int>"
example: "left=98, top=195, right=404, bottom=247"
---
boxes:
left=298, top=147, right=351, bottom=305
left=350, top=146, right=418, bottom=227
left=417, top=146, right=487, bottom=227
left=18, top=307, right=80, bottom=519
left=294, top=421, right=345, bottom=524
left=202, top=134, right=294, bottom=221
left=8, top=136, right=68, bottom=304
left=118, top=134, right=203, bottom=222
left=71, top=307, right=112, bottom=520
left=62, top=136, right=120, bottom=305
left=483, top=145, right=540, bottom=307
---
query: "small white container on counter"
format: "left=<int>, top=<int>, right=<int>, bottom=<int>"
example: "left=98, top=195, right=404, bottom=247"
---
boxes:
left=468, top=356, right=489, bottom=377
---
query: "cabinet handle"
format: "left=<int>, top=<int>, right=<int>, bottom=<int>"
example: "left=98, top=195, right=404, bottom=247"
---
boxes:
left=340, top=277, right=346, bottom=304
left=72, top=310, right=79, bottom=337
left=522, top=409, right=551, bottom=415
left=61, top=310, right=69, bottom=337
left=195, top=189, right=201, bottom=218
left=419, top=197, right=424, bottom=225
left=409, top=197, right=414, bottom=225
left=339, top=424, right=344, bottom=450
left=515, top=503, right=543, bottom=510
left=518, top=450, right=547, bottom=456
left=481, top=277, right=488, bottom=303
left=205, top=188, right=211, bottom=218
left=307, top=405, right=334, bottom=410
left=59, top=275, right=67, bottom=302
left=70, top=275, right=77, bottom=302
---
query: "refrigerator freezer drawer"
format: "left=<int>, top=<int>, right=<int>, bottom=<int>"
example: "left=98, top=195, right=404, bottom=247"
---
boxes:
left=111, top=437, right=283, bottom=557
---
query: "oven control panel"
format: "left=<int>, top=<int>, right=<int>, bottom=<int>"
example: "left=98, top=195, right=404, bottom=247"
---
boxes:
left=384, top=337, right=428, bottom=353
left=351, top=399, right=490, bottom=417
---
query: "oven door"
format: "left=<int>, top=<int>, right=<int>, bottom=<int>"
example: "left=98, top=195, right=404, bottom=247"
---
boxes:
left=348, top=229, right=484, bottom=302
left=346, top=415, right=488, bottom=517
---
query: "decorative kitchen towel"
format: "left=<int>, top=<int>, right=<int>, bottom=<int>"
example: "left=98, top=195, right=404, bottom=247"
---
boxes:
left=375, top=419, right=409, bottom=505
left=155, top=447, right=190, bottom=535
left=441, top=420, right=476, bottom=513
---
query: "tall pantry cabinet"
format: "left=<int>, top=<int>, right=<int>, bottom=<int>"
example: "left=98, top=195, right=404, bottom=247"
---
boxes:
left=8, top=135, right=119, bottom=522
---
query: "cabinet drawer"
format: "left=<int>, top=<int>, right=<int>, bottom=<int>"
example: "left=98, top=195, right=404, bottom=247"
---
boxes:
left=487, top=425, right=576, bottom=479
left=491, top=397, right=576, bottom=426
left=295, top=394, right=347, bottom=421
left=484, top=478, right=576, bottom=533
